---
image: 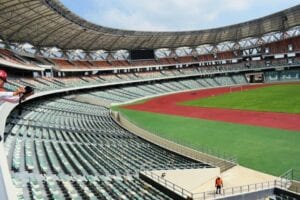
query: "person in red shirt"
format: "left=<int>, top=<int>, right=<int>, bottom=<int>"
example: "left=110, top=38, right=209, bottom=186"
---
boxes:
left=215, top=177, right=223, bottom=194
left=0, top=70, right=25, bottom=103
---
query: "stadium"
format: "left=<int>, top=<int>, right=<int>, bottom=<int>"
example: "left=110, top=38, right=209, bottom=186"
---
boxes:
left=0, top=0, right=299, bottom=199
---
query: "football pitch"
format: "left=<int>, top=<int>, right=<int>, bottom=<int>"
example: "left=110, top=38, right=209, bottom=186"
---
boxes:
left=181, top=84, right=300, bottom=114
left=113, top=83, right=300, bottom=176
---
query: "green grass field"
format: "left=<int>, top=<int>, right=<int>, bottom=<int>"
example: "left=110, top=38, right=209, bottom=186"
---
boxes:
left=181, top=84, right=300, bottom=114
left=113, top=84, right=300, bottom=176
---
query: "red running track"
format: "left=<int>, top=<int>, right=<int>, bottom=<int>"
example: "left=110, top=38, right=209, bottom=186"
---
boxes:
left=124, top=85, right=300, bottom=132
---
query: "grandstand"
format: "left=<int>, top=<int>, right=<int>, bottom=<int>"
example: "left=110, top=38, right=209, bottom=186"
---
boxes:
left=0, top=1, right=300, bottom=200
left=6, top=98, right=210, bottom=199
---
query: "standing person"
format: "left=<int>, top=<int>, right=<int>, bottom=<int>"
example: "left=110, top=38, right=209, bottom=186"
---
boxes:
left=215, top=177, right=223, bottom=194
left=0, top=70, right=26, bottom=103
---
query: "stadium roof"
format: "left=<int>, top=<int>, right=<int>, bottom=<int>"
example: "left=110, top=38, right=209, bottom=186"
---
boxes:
left=0, top=0, right=299, bottom=51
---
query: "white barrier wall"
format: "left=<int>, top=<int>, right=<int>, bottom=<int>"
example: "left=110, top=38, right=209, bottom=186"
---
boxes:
left=0, top=102, right=19, bottom=200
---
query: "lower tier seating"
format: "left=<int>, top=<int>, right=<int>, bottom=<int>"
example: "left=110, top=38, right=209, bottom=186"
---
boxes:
left=5, top=98, right=211, bottom=199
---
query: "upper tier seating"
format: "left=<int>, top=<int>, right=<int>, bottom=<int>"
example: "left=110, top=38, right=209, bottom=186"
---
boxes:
left=0, top=49, right=27, bottom=65
left=265, top=70, right=300, bottom=82
left=216, top=51, right=236, bottom=60
left=177, top=56, right=197, bottom=63
left=130, top=59, right=158, bottom=66
left=51, top=59, right=76, bottom=69
left=72, top=60, right=93, bottom=68
left=157, top=57, right=177, bottom=65
left=3, top=55, right=298, bottom=93
left=265, top=36, right=300, bottom=54
left=90, top=60, right=112, bottom=68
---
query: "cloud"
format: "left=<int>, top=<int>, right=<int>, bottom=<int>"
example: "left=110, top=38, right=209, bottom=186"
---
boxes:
left=222, top=0, right=253, bottom=11
left=61, top=0, right=300, bottom=31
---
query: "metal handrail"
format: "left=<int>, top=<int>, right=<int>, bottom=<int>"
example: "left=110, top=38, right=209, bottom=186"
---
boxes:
left=145, top=170, right=292, bottom=200
left=142, top=171, right=194, bottom=198
left=142, top=170, right=293, bottom=200
left=191, top=179, right=291, bottom=200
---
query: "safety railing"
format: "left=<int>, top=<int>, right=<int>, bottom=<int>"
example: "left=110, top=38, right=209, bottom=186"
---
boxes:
left=192, top=179, right=291, bottom=200
left=142, top=169, right=292, bottom=200
left=280, top=168, right=300, bottom=194
left=142, top=171, right=194, bottom=199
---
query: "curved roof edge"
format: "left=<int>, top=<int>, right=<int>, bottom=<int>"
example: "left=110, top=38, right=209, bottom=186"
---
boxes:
left=47, top=0, right=300, bottom=36
left=0, top=0, right=299, bottom=50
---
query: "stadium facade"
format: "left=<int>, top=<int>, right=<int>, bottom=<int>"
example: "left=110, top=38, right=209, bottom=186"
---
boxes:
left=0, top=1, right=300, bottom=199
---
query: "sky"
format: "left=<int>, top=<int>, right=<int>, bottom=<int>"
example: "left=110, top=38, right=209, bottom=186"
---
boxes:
left=60, top=0, right=300, bottom=32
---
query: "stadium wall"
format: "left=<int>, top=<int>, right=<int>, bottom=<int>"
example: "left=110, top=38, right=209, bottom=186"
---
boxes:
left=0, top=102, right=19, bottom=200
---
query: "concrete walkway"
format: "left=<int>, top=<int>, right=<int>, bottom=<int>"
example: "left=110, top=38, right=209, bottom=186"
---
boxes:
left=149, top=165, right=277, bottom=199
